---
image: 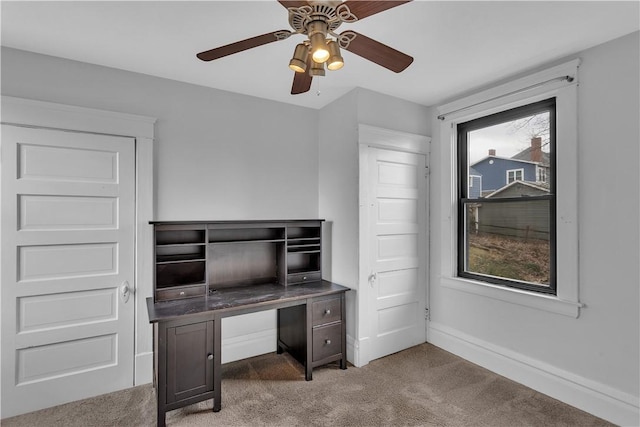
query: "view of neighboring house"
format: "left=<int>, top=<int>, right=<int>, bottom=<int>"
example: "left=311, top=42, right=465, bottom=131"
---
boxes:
left=469, top=137, right=550, bottom=197
left=467, top=137, right=551, bottom=241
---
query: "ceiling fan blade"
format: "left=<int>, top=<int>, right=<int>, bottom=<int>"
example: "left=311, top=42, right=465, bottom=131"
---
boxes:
left=342, top=31, right=413, bottom=73
left=292, top=55, right=313, bottom=95
left=291, top=71, right=312, bottom=95
left=343, top=0, right=412, bottom=21
left=197, top=30, right=291, bottom=61
left=277, top=1, right=309, bottom=9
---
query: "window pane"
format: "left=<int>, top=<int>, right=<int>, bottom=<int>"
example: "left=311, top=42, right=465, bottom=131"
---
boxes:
left=466, top=111, right=551, bottom=198
left=458, top=98, right=555, bottom=293
left=463, top=199, right=551, bottom=286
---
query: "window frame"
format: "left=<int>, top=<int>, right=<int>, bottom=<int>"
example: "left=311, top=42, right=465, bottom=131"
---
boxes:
left=456, top=98, right=557, bottom=295
left=536, top=166, right=548, bottom=183
left=436, top=59, right=582, bottom=318
left=506, top=168, right=524, bottom=184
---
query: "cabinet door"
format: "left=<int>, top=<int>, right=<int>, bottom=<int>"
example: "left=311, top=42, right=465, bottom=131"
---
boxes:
left=166, top=320, right=214, bottom=404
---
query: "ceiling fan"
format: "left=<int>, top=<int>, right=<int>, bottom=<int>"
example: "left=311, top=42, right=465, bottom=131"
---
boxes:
left=196, top=0, right=414, bottom=95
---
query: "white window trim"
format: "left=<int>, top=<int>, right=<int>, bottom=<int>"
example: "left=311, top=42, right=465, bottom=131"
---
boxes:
left=537, top=165, right=548, bottom=183
left=436, top=59, right=582, bottom=318
left=506, top=168, right=525, bottom=184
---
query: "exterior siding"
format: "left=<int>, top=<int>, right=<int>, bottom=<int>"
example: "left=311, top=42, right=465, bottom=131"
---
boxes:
left=472, top=156, right=537, bottom=192
left=469, top=175, right=482, bottom=198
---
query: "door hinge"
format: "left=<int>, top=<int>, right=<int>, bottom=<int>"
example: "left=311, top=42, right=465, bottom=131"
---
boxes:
left=424, top=307, right=430, bottom=321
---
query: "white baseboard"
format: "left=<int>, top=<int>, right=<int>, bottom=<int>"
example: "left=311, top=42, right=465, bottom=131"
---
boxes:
left=222, top=329, right=277, bottom=364
left=346, top=333, right=357, bottom=366
left=428, top=322, right=639, bottom=426
left=348, top=335, right=369, bottom=367
left=134, top=351, right=153, bottom=385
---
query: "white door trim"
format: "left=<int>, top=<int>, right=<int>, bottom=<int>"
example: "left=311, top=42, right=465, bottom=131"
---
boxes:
left=358, top=124, right=430, bottom=155
left=0, top=96, right=156, bottom=395
left=356, top=124, right=430, bottom=367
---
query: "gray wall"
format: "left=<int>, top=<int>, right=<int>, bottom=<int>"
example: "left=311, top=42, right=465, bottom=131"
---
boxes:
left=429, top=31, right=639, bottom=424
left=1, top=46, right=321, bottom=369
left=1, top=47, right=320, bottom=221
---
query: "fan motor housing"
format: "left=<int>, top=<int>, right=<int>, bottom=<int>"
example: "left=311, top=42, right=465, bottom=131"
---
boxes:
left=289, top=2, right=344, bottom=35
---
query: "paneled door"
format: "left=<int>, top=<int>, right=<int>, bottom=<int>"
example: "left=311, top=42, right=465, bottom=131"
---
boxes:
left=366, top=147, right=427, bottom=361
left=1, top=125, right=135, bottom=417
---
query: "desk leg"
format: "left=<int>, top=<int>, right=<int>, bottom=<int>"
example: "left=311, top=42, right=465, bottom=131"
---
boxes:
left=156, top=322, right=168, bottom=427
left=305, top=299, right=313, bottom=381
left=341, top=292, right=347, bottom=370
left=157, top=404, right=166, bottom=427
left=213, top=314, right=222, bottom=412
left=276, top=309, right=284, bottom=354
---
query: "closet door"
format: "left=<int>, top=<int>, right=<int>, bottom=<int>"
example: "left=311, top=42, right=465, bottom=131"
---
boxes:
left=365, top=147, right=428, bottom=361
left=1, top=125, right=136, bottom=417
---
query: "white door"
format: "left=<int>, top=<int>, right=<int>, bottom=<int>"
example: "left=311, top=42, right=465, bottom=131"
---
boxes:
left=366, top=147, right=427, bottom=361
left=1, top=125, right=136, bottom=417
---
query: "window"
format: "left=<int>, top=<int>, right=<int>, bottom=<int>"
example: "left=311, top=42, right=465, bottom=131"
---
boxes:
left=537, top=166, right=548, bottom=183
left=457, top=98, right=556, bottom=294
left=437, top=59, right=579, bottom=316
left=506, top=168, right=524, bottom=184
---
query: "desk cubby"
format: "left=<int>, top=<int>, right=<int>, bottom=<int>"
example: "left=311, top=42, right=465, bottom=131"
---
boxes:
left=154, top=225, right=207, bottom=301
left=286, top=224, right=321, bottom=285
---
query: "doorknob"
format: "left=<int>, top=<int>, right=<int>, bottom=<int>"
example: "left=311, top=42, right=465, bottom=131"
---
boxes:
left=120, top=281, right=131, bottom=303
left=369, top=272, right=377, bottom=287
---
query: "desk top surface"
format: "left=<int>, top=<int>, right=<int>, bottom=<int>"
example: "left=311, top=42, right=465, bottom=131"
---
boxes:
left=147, top=280, right=349, bottom=323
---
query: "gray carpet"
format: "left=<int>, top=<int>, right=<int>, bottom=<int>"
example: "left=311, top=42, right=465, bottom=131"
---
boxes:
left=2, top=343, right=613, bottom=427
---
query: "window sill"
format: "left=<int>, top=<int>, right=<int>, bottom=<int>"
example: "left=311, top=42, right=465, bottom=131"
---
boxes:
left=441, top=276, right=583, bottom=318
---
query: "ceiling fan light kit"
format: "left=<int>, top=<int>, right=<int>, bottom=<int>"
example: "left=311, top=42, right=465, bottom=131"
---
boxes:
left=308, top=20, right=331, bottom=63
left=326, top=41, right=344, bottom=71
left=197, top=1, right=414, bottom=95
left=289, top=43, right=309, bottom=72
left=309, top=58, right=326, bottom=76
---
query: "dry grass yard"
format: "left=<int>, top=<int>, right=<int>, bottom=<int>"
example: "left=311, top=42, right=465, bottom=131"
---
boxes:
left=468, top=232, right=550, bottom=284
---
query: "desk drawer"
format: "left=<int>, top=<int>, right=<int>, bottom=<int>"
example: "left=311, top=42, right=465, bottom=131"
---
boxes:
left=312, top=296, right=342, bottom=326
left=156, top=285, right=206, bottom=301
left=287, top=271, right=321, bottom=285
left=312, top=322, right=342, bottom=362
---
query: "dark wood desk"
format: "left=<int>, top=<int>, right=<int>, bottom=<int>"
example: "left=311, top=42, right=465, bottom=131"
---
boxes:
left=147, top=280, right=348, bottom=427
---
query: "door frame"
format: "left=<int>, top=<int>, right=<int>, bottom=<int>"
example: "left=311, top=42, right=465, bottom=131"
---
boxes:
left=356, top=124, right=430, bottom=367
left=0, top=96, right=156, bottom=406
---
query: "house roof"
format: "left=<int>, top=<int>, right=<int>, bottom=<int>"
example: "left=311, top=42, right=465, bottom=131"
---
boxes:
left=470, top=154, right=537, bottom=168
left=512, top=146, right=551, bottom=166
left=485, top=180, right=550, bottom=198
left=470, top=148, right=550, bottom=168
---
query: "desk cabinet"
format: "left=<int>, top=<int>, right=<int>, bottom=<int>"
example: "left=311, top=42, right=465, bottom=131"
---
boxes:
left=312, top=295, right=344, bottom=365
left=166, top=320, right=214, bottom=404
left=153, top=314, right=220, bottom=426
left=276, top=293, right=346, bottom=381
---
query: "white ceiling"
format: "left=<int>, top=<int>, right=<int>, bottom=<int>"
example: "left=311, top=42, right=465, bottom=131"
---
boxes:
left=1, top=1, right=638, bottom=109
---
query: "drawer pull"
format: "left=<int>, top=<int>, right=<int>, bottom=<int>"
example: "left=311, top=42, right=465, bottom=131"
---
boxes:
left=179, top=291, right=186, bottom=296
left=303, top=276, right=307, bottom=280
left=325, top=339, right=331, bottom=345
left=207, top=353, right=213, bottom=360
left=324, top=309, right=331, bottom=315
